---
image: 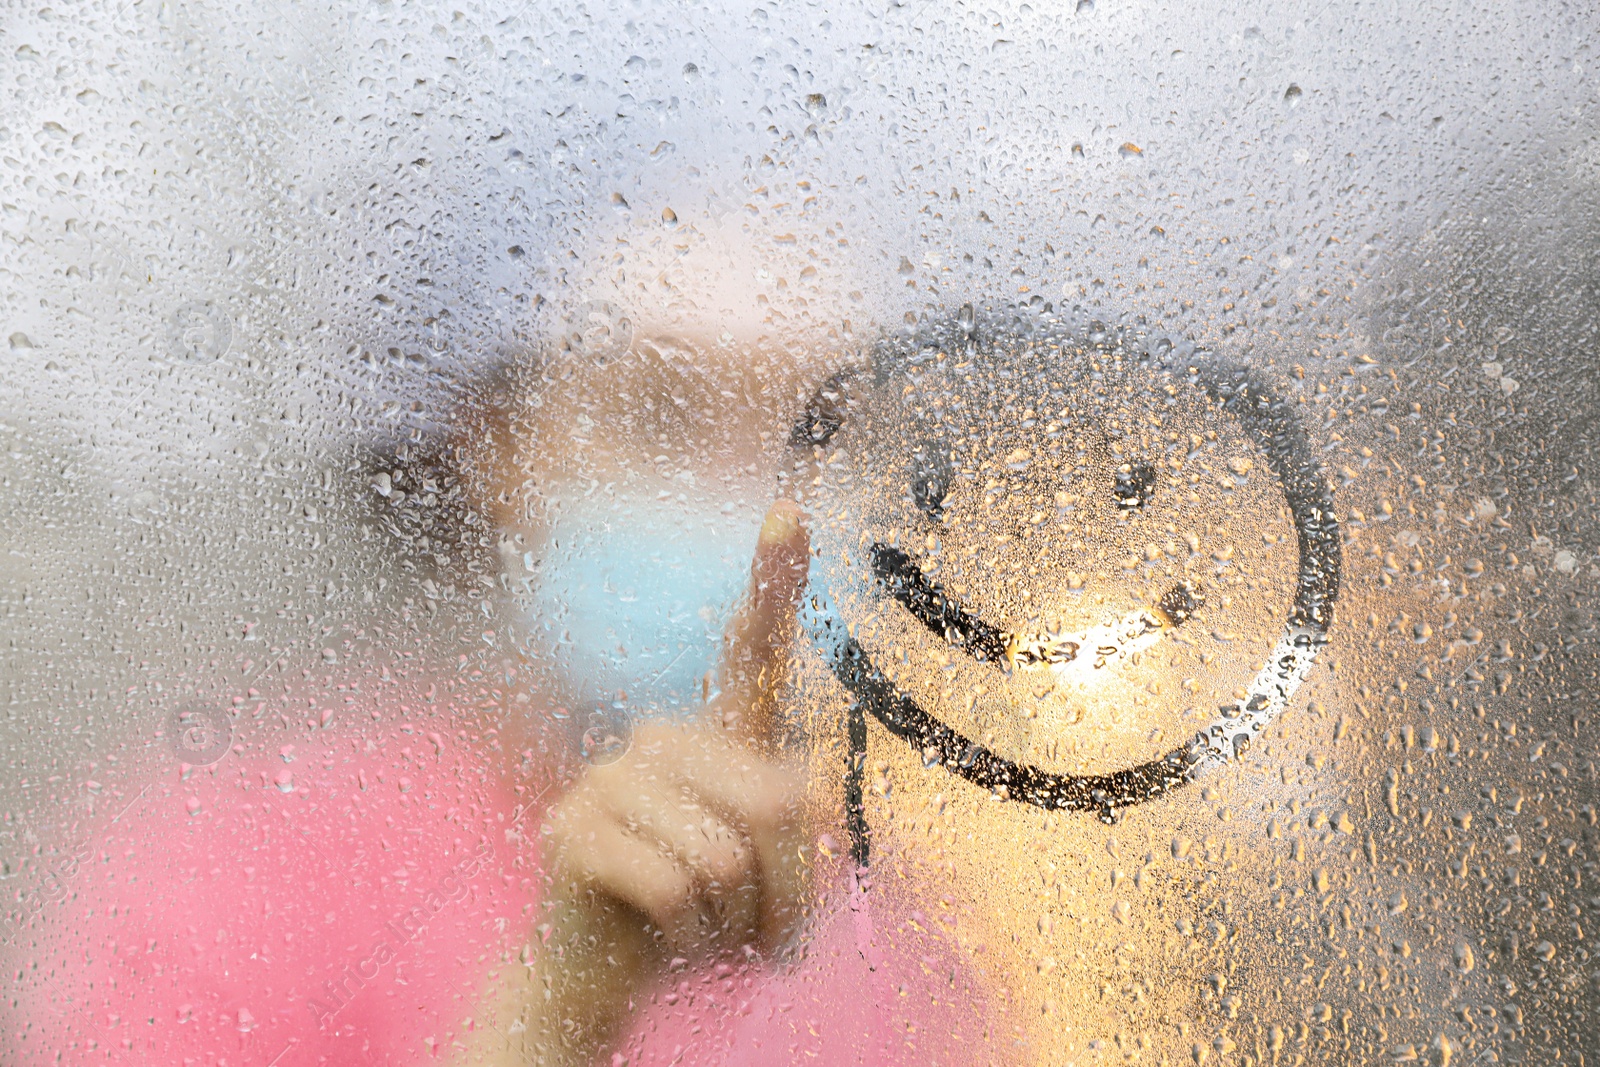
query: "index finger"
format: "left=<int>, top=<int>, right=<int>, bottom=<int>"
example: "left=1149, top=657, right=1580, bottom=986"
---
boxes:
left=707, top=499, right=809, bottom=750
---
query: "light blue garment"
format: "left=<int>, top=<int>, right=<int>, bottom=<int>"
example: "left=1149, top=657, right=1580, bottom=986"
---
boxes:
left=521, top=491, right=760, bottom=714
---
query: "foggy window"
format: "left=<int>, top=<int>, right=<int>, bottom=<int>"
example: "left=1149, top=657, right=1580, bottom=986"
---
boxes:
left=2, top=2, right=1596, bottom=1065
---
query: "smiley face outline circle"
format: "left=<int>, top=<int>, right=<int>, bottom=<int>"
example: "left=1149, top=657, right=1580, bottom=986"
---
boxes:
left=790, top=310, right=1341, bottom=848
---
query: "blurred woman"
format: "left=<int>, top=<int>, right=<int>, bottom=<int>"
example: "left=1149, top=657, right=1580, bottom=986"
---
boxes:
left=9, top=319, right=1000, bottom=1067
left=25, top=308, right=1492, bottom=1067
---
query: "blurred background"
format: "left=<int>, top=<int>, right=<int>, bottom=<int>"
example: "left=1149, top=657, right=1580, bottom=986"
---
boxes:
left=2, top=0, right=1598, bottom=1063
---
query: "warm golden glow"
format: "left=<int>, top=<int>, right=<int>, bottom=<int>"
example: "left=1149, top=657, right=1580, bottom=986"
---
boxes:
left=1006, top=609, right=1168, bottom=685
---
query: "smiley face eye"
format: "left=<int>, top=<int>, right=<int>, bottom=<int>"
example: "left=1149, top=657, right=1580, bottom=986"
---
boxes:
left=910, top=445, right=952, bottom=519
left=1112, top=461, right=1157, bottom=509
left=790, top=372, right=850, bottom=447
left=1156, top=580, right=1204, bottom=626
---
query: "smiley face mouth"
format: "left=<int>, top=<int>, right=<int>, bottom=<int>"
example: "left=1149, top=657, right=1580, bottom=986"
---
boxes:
left=869, top=543, right=1203, bottom=672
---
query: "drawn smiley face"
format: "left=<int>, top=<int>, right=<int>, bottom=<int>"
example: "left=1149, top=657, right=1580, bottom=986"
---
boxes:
left=793, top=312, right=1340, bottom=853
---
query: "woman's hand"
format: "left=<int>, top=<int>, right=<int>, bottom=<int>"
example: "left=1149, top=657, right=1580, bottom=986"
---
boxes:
left=468, top=500, right=812, bottom=1066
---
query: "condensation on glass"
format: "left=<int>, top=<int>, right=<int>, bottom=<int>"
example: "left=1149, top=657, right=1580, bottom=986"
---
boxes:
left=1, top=1, right=1596, bottom=1065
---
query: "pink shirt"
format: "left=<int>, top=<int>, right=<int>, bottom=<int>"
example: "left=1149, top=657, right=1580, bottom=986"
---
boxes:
left=6, top=705, right=997, bottom=1066
left=612, top=868, right=1002, bottom=1067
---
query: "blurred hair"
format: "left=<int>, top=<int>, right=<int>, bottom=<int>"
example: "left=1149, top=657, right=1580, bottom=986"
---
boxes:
left=355, top=355, right=530, bottom=598
left=357, top=304, right=1025, bottom=598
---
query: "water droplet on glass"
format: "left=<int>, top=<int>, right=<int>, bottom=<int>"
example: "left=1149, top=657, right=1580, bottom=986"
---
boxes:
left=563, top=300, right=633, bottom=361
left=165, top=301, right=232, bottom=361
left=168, top=706, right=232, bottom=766
left=579, top=702, right=632, bottom=765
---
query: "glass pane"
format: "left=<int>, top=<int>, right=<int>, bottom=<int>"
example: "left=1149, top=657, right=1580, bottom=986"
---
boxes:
left=2, top=2, right=1595, bottom=1065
